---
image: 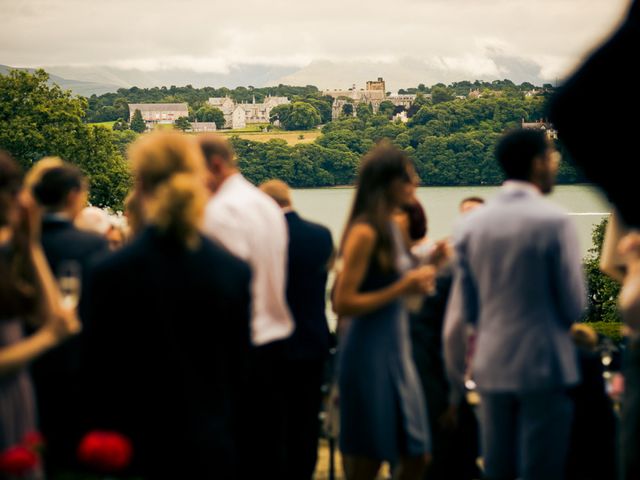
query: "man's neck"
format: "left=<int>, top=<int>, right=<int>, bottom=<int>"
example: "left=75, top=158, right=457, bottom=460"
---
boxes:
left=503, top=179, right=542, bottom=195
left=215, top=168, right=240, bottom=191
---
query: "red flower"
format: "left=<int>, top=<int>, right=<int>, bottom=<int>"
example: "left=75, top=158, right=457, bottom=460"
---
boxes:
left=21, top=431, right=45, bottom=452
left=77, top=431, right=133, bottom=472
left=0, top=445, right=39, bottom=476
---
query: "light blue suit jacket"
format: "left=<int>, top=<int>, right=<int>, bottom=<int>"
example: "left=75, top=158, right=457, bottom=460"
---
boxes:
left=444, top=185, right=587, bottom=393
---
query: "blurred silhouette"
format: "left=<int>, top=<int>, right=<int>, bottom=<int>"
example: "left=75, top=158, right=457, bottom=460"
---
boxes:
left=445, top=130, right=586, bottom=479
left=549, top=0, right=640, bottom=227
left=260, top=179, right=334, bottom=480
left=334, top=142, right=436, bottom=480
left=82, top=132, right=251, bottom=478
left=199, top=134, right=294, bottom=478
left=0, top=151, right=80, bottom=452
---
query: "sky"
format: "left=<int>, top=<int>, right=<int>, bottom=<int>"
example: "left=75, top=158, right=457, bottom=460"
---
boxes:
left=0, top=0, right=632, bottom=83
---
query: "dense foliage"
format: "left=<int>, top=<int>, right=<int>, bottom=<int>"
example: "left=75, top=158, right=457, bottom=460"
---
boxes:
left=129, top=109, right=146, bottom=133
left=231, top=138, right=359, bottom=187
left=85, top=84, right=324, bottom=123
left=1, top=70, right=585, bottom=212
left=0, top=70, right=132, bottom=209
left=583, top=217, right=622, bottom=323
left=398, top=79, right=553, bottom=96
left=270, top=102, right=322, bottom=131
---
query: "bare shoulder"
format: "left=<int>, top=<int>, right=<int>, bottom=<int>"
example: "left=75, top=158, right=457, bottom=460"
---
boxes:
left=345, top=222, right=377, bottom=247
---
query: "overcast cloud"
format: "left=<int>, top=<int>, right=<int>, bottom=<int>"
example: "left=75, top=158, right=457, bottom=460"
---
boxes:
left=0, top=0, right=631, bottom=82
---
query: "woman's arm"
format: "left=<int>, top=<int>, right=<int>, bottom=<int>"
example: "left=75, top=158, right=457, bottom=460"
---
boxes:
left=0, top=327, right=59, bottom=376
left=333, top=223, right=434, bottom=317
left=0, top=246, right=78, bottom=376
left=0, top=198, right=80, bottom=377
left=600, top=211, right=627, bottom=283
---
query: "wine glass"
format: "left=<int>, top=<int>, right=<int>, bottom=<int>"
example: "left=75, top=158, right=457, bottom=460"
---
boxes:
left=58, top=260, right=81, bottom=310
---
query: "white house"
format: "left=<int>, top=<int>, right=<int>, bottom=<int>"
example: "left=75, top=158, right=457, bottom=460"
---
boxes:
left=128, top=103, right=189, bottom=128
left=189, top=122, right=218, bottom=132
left=207, top=96, right=289, bottom=129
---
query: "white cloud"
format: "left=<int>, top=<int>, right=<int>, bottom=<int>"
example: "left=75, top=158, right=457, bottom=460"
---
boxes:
left=0, top=0, right=631, bottom=81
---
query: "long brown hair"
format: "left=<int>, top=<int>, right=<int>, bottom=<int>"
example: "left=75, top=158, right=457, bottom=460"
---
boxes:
left=341, top=142, right=415, bottom=272
left=0, top=151, right=38, bottom=320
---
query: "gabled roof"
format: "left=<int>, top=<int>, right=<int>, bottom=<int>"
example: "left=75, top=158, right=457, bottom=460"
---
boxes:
left=129, top=103, right=188, bottom=112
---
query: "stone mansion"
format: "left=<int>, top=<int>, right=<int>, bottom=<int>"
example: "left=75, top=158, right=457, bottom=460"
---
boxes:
left=207, top=96, right=290, bottom=129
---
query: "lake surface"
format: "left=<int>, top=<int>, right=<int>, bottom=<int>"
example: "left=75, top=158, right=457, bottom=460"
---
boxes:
left=291, top=184, right=610, bottom=330
left=291, top=184, right=611, bottom=256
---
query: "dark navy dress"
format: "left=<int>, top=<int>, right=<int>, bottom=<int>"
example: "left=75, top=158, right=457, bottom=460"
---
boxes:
left=338, top=224, right=430, bottom=462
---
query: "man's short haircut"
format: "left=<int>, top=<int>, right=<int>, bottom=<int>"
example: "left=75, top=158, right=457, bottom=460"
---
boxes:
left=198, top=134, right=235, bottom=166
left=32, top=163, right=85, bottom=209
left=259, top=179, right=292, bottom=208
left=495, top=129, right=549, bottom=181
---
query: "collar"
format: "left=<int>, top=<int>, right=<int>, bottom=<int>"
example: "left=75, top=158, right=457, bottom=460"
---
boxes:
left=502, top=180, right=541, bottom=196
left=215, top=172, right=245, bottom=196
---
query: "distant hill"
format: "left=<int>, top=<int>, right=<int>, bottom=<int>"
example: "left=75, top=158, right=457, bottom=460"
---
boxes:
left=273, top=55, right=550, bottom=92
left=2, top=53, right=550, bottom=97
left=0, top=64, right=120, bottom=96
left=42, top=64, right=300, bottom=91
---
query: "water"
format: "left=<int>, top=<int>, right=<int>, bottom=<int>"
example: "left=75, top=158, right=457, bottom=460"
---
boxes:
left=291, top=184, right=610, bottom=330
left=291, top=184, right=611, bottom=257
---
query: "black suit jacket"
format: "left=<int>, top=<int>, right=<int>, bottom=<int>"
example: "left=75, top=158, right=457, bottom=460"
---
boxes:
left=34, top=216, right=108, bottom=375
left=33, top=216, right=108, bottom=380
left=284, top=211, right=334, bottom=360
left=549, top=1, right=640, bottom=226
left=32, top=216, right=109, bottom=470
left=39, top=216, right=109, bottom=286
left=81, top=227, right=252, bottom=477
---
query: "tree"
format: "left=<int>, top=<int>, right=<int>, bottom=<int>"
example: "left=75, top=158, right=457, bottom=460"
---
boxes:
left=112, top=118, right=129, bottom=131
left=341, top=103, right=354, bottom=117
left=303, top=97, right=333, bottom=124
left=174, top=117, right=191, bottom=131
left=431, top=86, right=455, bottom=104
left=583, top=217, right=621, bottom=323
left=73, top=126, right=133, bottom=210
left=378, top=100, right=396, bottom=118
left=270, top=104, right=291, bottom=126
left=407, top=93, right=430, bottom=117
left=270, top=102, right=321, bottom=131
left=195, top=105, right=225, bottom=128
left=130, top=109, right=146, bottom=133
left=0, top=69, right=87, bottom=169
left=0, top=69, right=132, bottom=209
left=356, top=103, right=373, bottom=120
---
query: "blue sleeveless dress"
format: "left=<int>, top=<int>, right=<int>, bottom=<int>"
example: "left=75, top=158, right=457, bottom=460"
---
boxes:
left=338, top=224, right=430, bottom=462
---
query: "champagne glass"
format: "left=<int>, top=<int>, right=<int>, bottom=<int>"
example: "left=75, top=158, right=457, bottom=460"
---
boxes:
left=58, top=260, right=81, bottom=310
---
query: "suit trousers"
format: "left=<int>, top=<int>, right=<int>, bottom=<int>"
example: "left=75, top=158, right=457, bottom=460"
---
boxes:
left=238, top=340, right=288, bottom=479
left=479, top=390, right=573, bottom=480
left=283, top=357, right=326, bottom=480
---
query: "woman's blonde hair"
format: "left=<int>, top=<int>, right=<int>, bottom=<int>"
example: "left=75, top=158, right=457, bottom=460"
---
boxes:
left=128, top=131, right=207, bottom=249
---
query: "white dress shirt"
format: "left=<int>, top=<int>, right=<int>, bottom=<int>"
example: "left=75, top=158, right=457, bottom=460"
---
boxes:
left=203, top=173, right=294, bottom=346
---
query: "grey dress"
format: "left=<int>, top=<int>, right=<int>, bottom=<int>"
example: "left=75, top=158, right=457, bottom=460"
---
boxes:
left=0, top=319, right=38, bottom=450
left=338, top=223, right=430, bottom=462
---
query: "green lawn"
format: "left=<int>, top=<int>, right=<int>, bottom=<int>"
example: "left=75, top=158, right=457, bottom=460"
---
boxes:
left=219, top=123, right=270, bottom=133
left=88, top=121, right=116, bottom=129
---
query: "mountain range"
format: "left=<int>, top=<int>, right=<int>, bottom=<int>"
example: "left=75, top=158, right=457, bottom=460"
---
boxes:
left=2, top=53, right=551, bottom=97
